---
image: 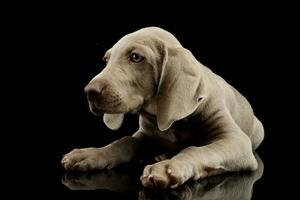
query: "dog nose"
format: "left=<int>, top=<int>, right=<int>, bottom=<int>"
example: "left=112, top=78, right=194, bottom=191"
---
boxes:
left=84, top=82, right=105, bottom=101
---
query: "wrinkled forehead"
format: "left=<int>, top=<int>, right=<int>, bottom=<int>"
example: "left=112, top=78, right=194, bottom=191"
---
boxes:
left=111, top=27, right=182, bottom=51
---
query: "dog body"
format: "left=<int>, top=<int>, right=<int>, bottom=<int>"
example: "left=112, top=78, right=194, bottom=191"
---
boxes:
left=62, top=27, right=264, bottom=189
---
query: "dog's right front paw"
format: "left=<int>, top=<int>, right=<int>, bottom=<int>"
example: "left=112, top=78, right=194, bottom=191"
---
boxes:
left=61, top=147, right=114, bottom=171
left=140, top=159, right=191, bottom=189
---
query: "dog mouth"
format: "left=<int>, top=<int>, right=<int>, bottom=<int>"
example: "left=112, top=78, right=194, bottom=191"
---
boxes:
left=87, top=94, right=144, bottom=115
left=88, top=101, right=127, bottom=115
left=89, top=102, right=103, bottom=115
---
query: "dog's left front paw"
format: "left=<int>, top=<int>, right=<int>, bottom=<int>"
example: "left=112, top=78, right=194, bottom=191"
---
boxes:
left=61, top=147, right=114, bottom=171
left=140, top=159, right=192, bottom=189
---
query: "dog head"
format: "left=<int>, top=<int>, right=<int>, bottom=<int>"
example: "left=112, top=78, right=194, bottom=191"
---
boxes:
left=85, top=27, right=205, bottom=131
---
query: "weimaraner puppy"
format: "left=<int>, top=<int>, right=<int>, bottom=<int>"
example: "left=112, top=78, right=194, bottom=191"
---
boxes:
left=61, top=27, right=264, bottom=189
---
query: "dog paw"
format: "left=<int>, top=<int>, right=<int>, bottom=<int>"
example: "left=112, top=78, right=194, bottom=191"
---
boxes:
left=140, top=159, right=192, bottom=189
left=61, top=147, right=114, bottom=171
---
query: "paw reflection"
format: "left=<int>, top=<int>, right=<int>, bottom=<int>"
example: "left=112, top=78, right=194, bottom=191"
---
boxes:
left=62, top=154, right=263, bottom=200
left=62, top=166, right=141, bottom=193
left=140, top=154, right=264, bottom=200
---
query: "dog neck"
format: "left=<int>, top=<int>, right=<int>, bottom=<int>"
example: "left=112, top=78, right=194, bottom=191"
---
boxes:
left=141, top=96, right=157, bottom=116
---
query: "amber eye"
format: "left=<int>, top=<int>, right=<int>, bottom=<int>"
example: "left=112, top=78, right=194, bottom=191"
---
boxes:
left=102, top=56, right=108, bottom=63
left=129, top=53, right=143, bottom=63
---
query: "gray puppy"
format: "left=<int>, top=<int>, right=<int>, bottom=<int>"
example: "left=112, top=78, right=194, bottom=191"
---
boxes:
left=62, top=27, right=264, bottom=189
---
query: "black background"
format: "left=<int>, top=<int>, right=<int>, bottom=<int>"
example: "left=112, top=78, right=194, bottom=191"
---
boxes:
left=6, top=2, right=298, bottom=199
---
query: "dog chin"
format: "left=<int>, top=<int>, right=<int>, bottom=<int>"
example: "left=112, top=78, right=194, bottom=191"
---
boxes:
left=89, top=105, right=127, bottom=115
left=89, top=101, right=141, bottom=115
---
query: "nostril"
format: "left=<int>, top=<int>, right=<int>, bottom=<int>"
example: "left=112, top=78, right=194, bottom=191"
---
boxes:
left=87, top=89, right=100, bottom=101
left=84, top=84, right=105, bottom=101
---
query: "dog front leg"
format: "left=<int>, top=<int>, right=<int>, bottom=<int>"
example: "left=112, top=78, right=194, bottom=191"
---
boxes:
left=62, top=131, right=145, bottom=171
left=141, top=132, right=257, bottom=189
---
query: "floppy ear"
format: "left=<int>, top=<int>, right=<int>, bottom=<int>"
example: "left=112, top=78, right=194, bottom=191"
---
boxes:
left=103, top=114, right=124, bottom=130
left=156, top=47, right=206, bottom=131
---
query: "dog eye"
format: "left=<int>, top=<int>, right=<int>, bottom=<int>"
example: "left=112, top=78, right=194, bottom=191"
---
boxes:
left=102, top=56, right=108, bottom=63
left=129, top=53, right=143, bottom=63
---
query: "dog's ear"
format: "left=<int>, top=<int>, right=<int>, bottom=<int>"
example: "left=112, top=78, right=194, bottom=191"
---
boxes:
left=156, top=47, right=206, bottom=131
left=103, top=114, right=124, bottom=130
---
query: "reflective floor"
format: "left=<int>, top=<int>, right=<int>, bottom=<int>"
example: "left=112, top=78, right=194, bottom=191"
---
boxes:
left=60, top=154, right=264, bottom=200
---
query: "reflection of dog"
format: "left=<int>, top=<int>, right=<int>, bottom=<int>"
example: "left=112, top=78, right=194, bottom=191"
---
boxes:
left=62, top=27, right=264, bottom=189
left=62, top=168, right=139, bottom=193
left=63, top=154, right=263, bottom=200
